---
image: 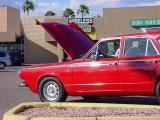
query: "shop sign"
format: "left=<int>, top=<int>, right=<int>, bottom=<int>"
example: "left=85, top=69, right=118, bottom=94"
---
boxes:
left=69, top=18, right=93, bottom=25
left=130, top=18, right=160, bottom=27
left=69, top=18, right=93, bottom=32
left=79, top=24, right=92, bottom=32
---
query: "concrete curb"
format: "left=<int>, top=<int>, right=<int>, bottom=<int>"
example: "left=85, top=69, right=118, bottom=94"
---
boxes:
left=3, top=102, right=160, bottom=120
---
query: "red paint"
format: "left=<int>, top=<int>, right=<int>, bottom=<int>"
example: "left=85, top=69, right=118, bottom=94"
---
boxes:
left=19, top=22, right=160, bottom=97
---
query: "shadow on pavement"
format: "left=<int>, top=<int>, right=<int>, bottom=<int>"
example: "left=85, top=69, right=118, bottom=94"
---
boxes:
left=67, top=96, right=159, bottom=105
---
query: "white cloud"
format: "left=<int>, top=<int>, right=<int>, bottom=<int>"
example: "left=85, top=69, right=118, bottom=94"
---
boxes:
left=38, top=2, right=63, bottom=12
left=69, top=0, right=121, bottom=8
left=90, top=0, right=121, bottom=6
left=18, top=0, right=122, bottom=17
left=69, top=0, right=82, bottom=9
left=68, top=0, right=121, bottom=17
left=14, top=1, right=22, bottom=7
left=139, top=0, right=160, bottom=6
left=27, top=2, right=65, bottom=16
left=20, top=0, right=133, bottom=17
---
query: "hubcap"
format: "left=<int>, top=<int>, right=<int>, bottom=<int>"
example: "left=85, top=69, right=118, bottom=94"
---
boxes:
left=0, top=63, right=4, bottom=69
left=43, top=81, right=60, bottom=101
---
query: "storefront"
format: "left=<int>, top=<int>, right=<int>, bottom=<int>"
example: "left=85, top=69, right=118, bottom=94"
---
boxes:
left=130, top=18, right=160, bottom=32
left=0, top=6, right=23, bottom=65
left=95, top=6, right=160, bottom=39
left=1, top=5, right=160, bottom=64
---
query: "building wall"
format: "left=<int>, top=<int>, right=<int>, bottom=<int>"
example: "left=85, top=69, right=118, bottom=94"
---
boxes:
left=0, top=6, right=20, bottom=42
left=0, top=6, right=7, bottom=32
left=21, top=17, right=68, bottom=64
left=7, top=6, right=20, bottom=37
left=96, top=6, right=160, bottom=39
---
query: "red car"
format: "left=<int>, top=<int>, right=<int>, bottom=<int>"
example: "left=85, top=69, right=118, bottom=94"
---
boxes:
left=19, top=21, right=160, bottom=103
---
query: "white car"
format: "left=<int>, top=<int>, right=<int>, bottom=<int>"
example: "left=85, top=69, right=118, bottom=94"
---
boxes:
left=0, top=52, right=12, bottom=69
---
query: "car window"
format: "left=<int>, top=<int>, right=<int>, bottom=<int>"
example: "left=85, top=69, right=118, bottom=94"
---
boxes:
left=87, top=39, right=121, bottom=59
left=124, top=37, right=147, bottom=57
left=0, top=52, right=6, bottom=57
left=157, top=37, right=160, bottom=44
left=147, top=41, right=158, bottom=56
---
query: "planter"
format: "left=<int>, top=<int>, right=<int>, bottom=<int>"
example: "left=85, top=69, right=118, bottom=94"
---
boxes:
left=3, top=102, right=160, bottom=120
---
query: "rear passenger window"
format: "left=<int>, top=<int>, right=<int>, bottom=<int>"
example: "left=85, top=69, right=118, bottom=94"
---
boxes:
left=0, top=52, right=6, bottom=57
left=124, top=38, right=147, bottom=57
left=147, top=41, right=158, bottom=56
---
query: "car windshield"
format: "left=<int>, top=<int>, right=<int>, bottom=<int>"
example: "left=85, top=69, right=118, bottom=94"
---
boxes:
left=87, top=39, right=120, bottom=59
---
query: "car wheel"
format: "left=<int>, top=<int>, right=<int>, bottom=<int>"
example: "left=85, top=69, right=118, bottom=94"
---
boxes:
left=156, top=81, right=160, bottom=104
left=0, top=62, right=6, bottom=69
left=38, top=77, right=67, bottom=102
left=81, top=96, right=100, bottom=101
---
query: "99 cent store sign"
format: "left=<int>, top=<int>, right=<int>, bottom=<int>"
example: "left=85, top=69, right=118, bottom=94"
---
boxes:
left=69, top=18, right=93, bottom=32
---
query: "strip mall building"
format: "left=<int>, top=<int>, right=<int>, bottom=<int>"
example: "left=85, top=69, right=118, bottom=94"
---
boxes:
left=0, top=5, right=160, bottom=64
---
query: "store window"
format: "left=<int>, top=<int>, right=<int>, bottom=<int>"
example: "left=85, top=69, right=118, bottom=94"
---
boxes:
left=0, top=34, right=24, bottom=64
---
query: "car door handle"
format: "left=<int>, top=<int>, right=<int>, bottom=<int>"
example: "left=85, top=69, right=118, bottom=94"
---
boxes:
left=109, top=62, right=117, bottom=65
left=148, top=60, right=157, bottom=64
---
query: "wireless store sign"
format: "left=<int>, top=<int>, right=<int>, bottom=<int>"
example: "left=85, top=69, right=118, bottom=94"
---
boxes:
left=69, top=18, right=93, bottom=25
left=69, top=18, right=93, bottom=32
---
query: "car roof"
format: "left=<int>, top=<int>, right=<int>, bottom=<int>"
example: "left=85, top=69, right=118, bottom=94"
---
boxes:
left=102, top=31, right=160, bottom=39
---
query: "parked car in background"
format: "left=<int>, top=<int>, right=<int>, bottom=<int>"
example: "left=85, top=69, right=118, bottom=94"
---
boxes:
left=0, top=52, right=12, bottom=69
left=9, top=51, right=23, bottom=66
left=19, top=21, right=160, bottom=104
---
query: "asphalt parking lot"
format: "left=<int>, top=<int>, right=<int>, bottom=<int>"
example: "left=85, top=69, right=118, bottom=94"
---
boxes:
left=0, top=66, right=159, bottom=120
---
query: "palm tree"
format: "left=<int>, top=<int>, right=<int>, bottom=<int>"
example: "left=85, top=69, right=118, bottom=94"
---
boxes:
left=22, top=0, right=35, bottom=16
left=45, top=11, right=55, bottom=16
left=77, top=4, right=89, bottom=18
left=63, top=8, right=75, bottom=18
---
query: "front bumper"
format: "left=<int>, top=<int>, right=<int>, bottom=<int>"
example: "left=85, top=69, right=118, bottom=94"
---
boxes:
left=18, top=81, right=28, bottom=87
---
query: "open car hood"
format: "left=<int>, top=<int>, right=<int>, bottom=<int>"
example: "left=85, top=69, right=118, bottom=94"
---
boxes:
left=36, top=20, right=95, bottom=59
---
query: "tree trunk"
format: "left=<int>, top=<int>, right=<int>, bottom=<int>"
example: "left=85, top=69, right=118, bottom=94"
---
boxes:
left=27, top=11, right=29, bottom=16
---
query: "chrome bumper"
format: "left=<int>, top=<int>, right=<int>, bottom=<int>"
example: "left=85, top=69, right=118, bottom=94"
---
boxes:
left=18, top=81, right=28, bottom=87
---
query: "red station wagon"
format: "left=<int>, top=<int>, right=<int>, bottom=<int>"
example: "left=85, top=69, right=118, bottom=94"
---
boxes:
left=19, top=21, right=160, bottom=103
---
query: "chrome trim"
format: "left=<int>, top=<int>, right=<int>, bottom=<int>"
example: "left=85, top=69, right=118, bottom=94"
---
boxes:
left=77, top=90, right=152, bottom=93
left=23, top=64, right=71, bottom=70
left=73, top=61, right=118, bottom=67
left=77, top=90, right=122, bottom=92
left=149, top=38, right=160, bottom=55
left=119, top=58, right=160, bottom=63
left=145, top=38, right=149, bottom=56
left=66, top=82, right=150, bottom=86
left=18, top=81, right=28, bottom=87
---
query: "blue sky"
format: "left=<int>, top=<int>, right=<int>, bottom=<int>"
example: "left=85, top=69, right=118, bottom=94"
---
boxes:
left=0, top=0, right=160, bottom=16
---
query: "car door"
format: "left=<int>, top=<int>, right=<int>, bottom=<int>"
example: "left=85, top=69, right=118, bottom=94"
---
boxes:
left=119, top=36, right=159, bottom=94
left=72, top=38, right=122, bottom=95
